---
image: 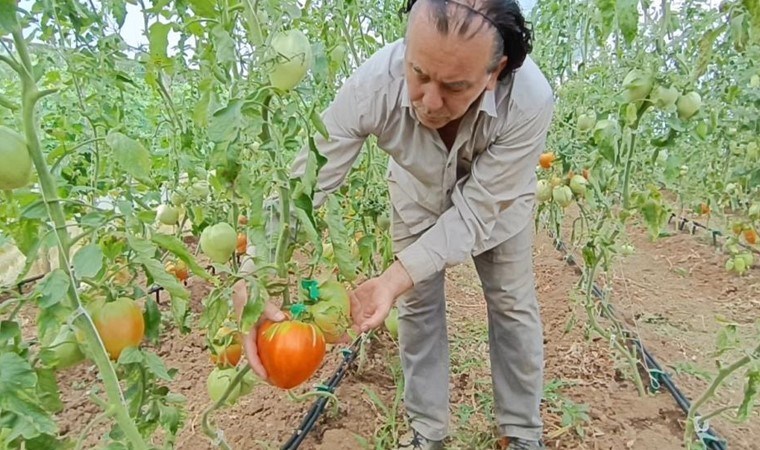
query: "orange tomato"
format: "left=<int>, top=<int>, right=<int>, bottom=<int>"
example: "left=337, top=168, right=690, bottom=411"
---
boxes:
left=92, top=298, right=145, bottom=361
left=236, top=233, right=247, bottom=255
left=165, top=260, right=189, bottom=282
left=257, top=319, right=326, bottom=389
left=539, top=152, right=556, bottom=169
left=745, top=228, right=758, bottom=245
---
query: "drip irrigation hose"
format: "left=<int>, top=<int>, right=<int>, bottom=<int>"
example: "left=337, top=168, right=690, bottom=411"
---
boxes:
left=281, top=333, right=367, bottom=450
left=549, top=231, right=728, bottom=450
left=669, top=213, right=760, bottom=256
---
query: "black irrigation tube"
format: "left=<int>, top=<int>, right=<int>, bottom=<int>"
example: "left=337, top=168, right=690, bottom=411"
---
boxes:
left=280, top=333, right=367, bottom=450
left=669, top=213, right=760, bottom=256
left=550, top=233, right=728, bottom=450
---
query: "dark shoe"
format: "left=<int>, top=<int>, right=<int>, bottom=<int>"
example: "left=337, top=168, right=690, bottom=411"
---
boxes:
left=503, top=437, right=545, bottom=450
left=396, top=428, right=444, bottom=450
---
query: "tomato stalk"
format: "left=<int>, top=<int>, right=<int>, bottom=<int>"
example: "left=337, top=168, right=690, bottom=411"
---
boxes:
left=10, top=28, right=148, bottom=450
left=684, top=343, right=760, bottom=447
left=274, top=181, right=292, bottom=305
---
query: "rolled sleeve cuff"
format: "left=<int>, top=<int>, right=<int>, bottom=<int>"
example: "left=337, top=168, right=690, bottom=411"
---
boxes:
left=396, top=241, right=440, bottom=286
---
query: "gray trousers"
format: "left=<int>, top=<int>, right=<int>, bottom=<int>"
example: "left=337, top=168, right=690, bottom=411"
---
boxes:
left=392, top=208, right=545, bottom=442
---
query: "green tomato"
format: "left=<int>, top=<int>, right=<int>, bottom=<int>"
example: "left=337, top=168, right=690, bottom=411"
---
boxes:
left=207, top=367, right=242, bottom=405
left=0, top=126, right=32, bottom=190
left=651, top=85, right=679, bottom=110
left=676, top=91, right=702, bottom=120
left=750, top=74, right=759, bottom=88
left=622, top=69, right=654, bottom=103
left=189, top=180, right=210, bottom=199
left=156, top=204, right=180, bottom=225
left=376, top=213, right=390, bottom=231
left=536, top=179, right=552, bottom=203
left=384, top=308, right=399, bottom=339
left=569, top=175, right=588, bottom=197
left=268, top=29, right=313, bottom=91
left=170, top=190, right=187, bottom=206
left=576, top=113, right=596, bottom=132
left=200, top=223, right=238, bottom=264
left=749, top=202, right=760, bottom=219
left=552, top=185, right=573, bottom=207
left=309, top=280, right=351, bottom=344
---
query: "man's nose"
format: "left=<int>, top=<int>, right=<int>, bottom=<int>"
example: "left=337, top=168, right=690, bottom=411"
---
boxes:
left=422, top=85, right=443, bottom=112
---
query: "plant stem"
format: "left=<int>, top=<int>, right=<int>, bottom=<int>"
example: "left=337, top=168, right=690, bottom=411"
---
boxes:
left=684, top=343, right=760, bottom=446
left=12, top=27, right=148, bottom=450
left=622, top=129, right=637, bottom=209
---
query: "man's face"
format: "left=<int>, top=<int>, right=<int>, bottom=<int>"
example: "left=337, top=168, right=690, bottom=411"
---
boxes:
left=404, top=8, right=505, bottom=130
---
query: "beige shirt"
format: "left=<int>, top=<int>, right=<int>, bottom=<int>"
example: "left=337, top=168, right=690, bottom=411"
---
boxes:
left=292, top=39, right=554, bottom=285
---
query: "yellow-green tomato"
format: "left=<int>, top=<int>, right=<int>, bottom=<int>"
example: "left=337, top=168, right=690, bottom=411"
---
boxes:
left=200, top=222, right=238, bottom=264
left=0, top=126, right=32, bottom=190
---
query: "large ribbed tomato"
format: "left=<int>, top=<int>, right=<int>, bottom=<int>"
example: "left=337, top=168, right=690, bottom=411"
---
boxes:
left=92, top=297, right=145, bottom=361
left=256, top=319, right=326, bottom=389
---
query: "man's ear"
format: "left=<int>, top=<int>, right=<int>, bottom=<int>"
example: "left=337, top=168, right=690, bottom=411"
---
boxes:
left=486, top=56, right=508, bottom=90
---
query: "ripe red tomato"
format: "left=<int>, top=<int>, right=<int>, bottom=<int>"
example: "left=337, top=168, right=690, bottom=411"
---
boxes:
left=257, top=319, right=326, bottom=389
left=92, top=297, right=145, bottom=361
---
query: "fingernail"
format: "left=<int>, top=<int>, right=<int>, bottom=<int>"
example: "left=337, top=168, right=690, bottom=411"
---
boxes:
left=274, top=312, right=286, bottom=321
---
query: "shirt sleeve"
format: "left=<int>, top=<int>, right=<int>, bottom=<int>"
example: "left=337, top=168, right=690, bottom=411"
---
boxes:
left=396, top=94, right=555, bottom=285
left=290, top=76, right=373, bottom=208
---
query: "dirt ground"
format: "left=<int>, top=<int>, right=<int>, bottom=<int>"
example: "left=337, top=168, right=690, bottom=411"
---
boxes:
left=8, top=215, right=759, bottom=450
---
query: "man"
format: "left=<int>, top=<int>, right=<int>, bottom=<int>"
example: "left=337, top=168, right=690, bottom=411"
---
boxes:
left=237, top=0, right=553, bottom=448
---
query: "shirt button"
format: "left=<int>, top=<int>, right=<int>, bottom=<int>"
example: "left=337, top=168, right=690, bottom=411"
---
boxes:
left=446, top=188, right=451, bottom=195
left=447, top=161, right=452, bottom=168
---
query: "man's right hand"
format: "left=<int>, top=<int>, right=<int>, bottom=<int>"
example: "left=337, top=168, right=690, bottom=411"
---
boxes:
left=232, top=280, right=286, bottom=382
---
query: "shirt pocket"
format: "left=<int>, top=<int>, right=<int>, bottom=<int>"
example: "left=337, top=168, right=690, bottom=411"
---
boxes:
left=387, top=177, right=438, bottom=237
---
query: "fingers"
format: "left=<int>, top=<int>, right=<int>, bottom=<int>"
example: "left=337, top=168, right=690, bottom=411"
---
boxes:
left=262, top=301, right=286, bottom=322
left=242, top=328, right=268, bottom=380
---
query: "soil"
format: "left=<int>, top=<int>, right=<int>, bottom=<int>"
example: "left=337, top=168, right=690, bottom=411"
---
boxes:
left=7, top=216, right=759, bottom=450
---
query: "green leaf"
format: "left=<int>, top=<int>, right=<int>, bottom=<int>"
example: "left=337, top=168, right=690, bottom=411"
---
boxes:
left=148, top=22, right=172, bottom=68
left=208, top=98, right=243, bottom=143
left=0, top=352, right=36, bottom=393
left=737, top=370, right=760, bottom=421
left=199, top=288, right=229, bottom=334
left=188, top=0, right=217, bottom=17
left=0, top=320, right=20, bottom=343
left=117, top=347, right=144, bottom=365
left=241, top=0, right=263, bottom=45
left=1, top=394, right=58, bottom=440
left=240, top=281, right=265, bottom=332
left=694, top=25, right=725, bottom=80
left=211, top=24, right=236, bottom=66
left=126, top=235, right=189, bottom=328
left=0, top=0, right=19, bottom=35
left=105, top=131, right=154, bottom=186
left=144, top=351, right=173, bottom=381
left=616, top=0, right=638, bottom=44
left=151, top=233, right=212, bottom=281
left=326, top=196, right=358, bottom=281
left=111, top=0, right=127, bottom=28
left=34, top=368, right=62, bottom=414
left=595, top=0, right=616, bottom=44
left=35, top=270, right=70, bottom=309
left=72, top=244, right=103, bottom=279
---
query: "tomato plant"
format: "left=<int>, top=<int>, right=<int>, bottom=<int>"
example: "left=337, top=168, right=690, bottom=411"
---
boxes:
left=257, top=318, right=326, bottom=390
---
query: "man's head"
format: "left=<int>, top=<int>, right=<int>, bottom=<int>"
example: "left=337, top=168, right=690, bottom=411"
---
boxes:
left=402, top=0, right=532, bottom=129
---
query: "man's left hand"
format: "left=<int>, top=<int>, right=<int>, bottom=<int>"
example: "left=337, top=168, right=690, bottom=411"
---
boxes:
left=350, top=260, right=414, bottom=332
